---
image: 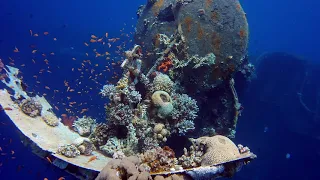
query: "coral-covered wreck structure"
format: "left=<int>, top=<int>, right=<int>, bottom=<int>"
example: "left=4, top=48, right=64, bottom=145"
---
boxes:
left=0, top=0, right=256, bottom=179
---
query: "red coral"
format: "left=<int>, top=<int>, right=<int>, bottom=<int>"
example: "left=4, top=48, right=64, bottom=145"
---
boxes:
left=61, top=114, right=76, bottom=130
left=158, top=57, right=172, bottom=72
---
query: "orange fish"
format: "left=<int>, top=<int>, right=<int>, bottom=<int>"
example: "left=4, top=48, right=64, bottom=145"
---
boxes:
left=58, top=177, right=65, bottom=180
left=72, top=58, right=76, bottom=60
left=85, top=53, right=88, bottom=56
left=32, top=50, right=37, bottom=54
left=44, top=178, right=48, bottom=180
left=105, top=32, right=108, bottom=38
left=45, top=86, right=50, bottom=90
left=90, top=39, right=97, bottom=43
left=53, top=37, right=57, bottom=41
left=46, top=157, right=52, bottom=163
left=29, top=30, right=33, bottom=36
left=84, top=42, right=89, bottom=46
left=91, top=35, right=97, bottom=39
left=13, top=47, right=19, bottom=53
left=97, top=38, right=103, bottom=42
left=32, top=59, right=36, bottom=64
left=3, top=107, right=12, bottom=111
left=33, top=33, right=39, bottom=37
left=43, top=32, right=49, bottom=35
left=87, top=156, right=97, bottom=163
left=50, top=52, right=55, bottom=55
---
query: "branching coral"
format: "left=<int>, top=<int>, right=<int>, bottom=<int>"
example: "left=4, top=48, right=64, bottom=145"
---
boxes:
left=107, top=103, right=134, bottom=125
left=73, top=116, right=97, bottom=136
left=175, top=120, right=195, bottom=135
left=171, top=93, right=199, bottom=123
left=178, top=144, right=203, bottom=168
left=128, top=90, right=142, bottom=104
left=101, top=84, right=116, bottom=98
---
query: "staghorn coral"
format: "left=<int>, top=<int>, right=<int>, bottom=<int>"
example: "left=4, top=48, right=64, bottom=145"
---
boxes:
left=191, top=135, right=240, bottom=166
left=152, top=73, right=174, bottom=94
left=42, top=111, right=60, bottom=127
left=101, top=84, right=116, bottom=98
left=139, top=146, right=177, bottom=173
left=107, top=103, right=135, bottom=125
left=175, top=120, right=195, bottom=135
left=151, top=91, right=173, bottom=119
left=19, top=97, right=42, bottom=117
left=171, top=93, right=199, bottom=123
left=73, top=116, right=97, bottom=137
left=57, top=144, right=80, bottom=158
left=128, top=90, right=142, bottom=104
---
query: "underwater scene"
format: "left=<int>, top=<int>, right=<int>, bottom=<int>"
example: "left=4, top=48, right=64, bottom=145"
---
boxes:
left=0, top=0, right=319, bottom=179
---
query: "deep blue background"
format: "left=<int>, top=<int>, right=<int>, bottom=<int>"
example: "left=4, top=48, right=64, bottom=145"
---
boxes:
left=0, top=0, right=319, bottom=179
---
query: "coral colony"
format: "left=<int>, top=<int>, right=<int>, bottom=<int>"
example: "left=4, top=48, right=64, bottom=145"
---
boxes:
left=0, top=0, right=257, bottom=179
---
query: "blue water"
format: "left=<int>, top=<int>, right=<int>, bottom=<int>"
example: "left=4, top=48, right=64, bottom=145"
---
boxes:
left=0, top=0, right=319, bottom=179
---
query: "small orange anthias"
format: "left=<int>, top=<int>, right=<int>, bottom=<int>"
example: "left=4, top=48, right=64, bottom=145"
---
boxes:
left=158, top=57, right=173, bottom=72
left=87, top=155, right=97, bottom=163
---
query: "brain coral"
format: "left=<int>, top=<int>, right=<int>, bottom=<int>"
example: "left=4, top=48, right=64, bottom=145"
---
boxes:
left=193, top=135, right=240, bottom=166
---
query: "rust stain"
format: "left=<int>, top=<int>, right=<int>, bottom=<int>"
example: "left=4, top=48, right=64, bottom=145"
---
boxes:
left=239, top=29, right=247, bottom=39
left=211, top=32, right=221, bottom=55
left=206, top=0, right=213, bottom=9
left=184, top=16, right=193, bottom=33
left=197, top=24, right=204, bottom=39
left=211, top=11, right=219, bottom=21
left=153, top=33, right=161, bottom=47
left=152, top=0, right=164, bottom=16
